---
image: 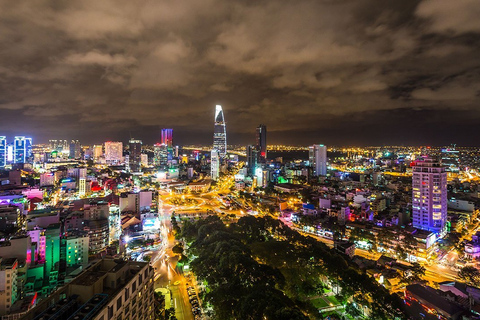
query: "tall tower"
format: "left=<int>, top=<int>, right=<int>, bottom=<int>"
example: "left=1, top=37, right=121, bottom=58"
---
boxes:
left=246, top=145, right=258, bottom=176
left=161, top=128, right=174, bottom=160
left=161, top=129, right=173, bottom=147
left=128, top=139, right=142, bottom=173
left=256, top=124, right=267, bottom=163
left=13, top=136, right=32, bottom=164
left=69, top=140, right=81, bottom=159
left=213, top=105, right=227, bottom=159
left=412, top=156, right=447, bottom=234
left=310, top=144, right=327, bottom=176
left=0, top=136, right=6, bottom=167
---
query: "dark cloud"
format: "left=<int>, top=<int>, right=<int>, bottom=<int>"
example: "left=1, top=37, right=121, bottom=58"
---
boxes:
left=0, top=0, right=479, bottom=146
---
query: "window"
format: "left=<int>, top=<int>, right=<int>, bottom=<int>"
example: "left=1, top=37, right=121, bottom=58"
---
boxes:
left=117, top=297, right=122, bottom=310
left=108, top=306, right=113, bottom=320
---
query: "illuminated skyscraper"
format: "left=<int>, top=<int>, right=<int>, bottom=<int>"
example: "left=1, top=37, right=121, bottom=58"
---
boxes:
left=69, top=140, right=81, bottom=159
left=310, top=144, right=327, bottom=176
left=256, top=124, right=267, bottom=163
left=211, top=149, right=220, bottom=181
left=0, top=136, right=6, bottom=167
left=104, top=141, right=123, bottom=164
left=161, top=129, right=173, bottom=147
left=412, top=156, right=447, bottom=234
left=13, top=136, right=32, bottom=164
left=246, top=145, right=258, bottom=176
left=128, top=139, right=142, bottom=173
left=154, top=143, right=168, bottom=167
left=213, top=105, right=227, bottom=159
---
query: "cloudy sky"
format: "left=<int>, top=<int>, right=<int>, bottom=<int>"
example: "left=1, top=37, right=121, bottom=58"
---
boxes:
left=1, top=0, right=479, bottom=146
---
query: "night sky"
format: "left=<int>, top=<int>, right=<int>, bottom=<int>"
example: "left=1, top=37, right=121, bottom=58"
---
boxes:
left=1, top=0, right=479, bottom=146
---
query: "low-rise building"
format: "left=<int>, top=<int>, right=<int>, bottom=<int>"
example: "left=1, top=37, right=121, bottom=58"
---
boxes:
left=20, top=258, right=154, bottom=320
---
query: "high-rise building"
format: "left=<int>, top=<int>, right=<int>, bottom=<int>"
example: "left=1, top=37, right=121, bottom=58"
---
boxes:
left=412, top=156, right=447, bottom=234
left=310, top=144, right=327, bottom=176
left=104, top=141, right=123, bottom=164
left=153, top=143, right=168, bottom=167
left=161, top=128, right=173, bottom=147
left=211, top=149, right=220, bottom=181
left=256, top=124, right=267, bottom=163
left=246, top=145, right=258, bottom=176
left=128, top=139, right=142, bottom=173
left=13, top=136, right=32, bottom=164
left=213, top=105, right=227, bottom=159
left=93, top=145, right=103, bottom=160
left=69, top=140, right=81, bottom=159
left=0, top=136, right=6, bottom=167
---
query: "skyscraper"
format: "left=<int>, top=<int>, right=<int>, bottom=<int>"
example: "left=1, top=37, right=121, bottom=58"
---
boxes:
left=213, top=105, right=227, bottom=159
left=0, top=136, right=6, bottom=167
left=104, top=141, right=123, bottom=164
left=13, top=136, right=32, bottom=164
left=310, top=144, right=327, bottom=176
left=246, top=145, right=258, bottom=176
left=69, top=140, right=81, bottom=159
left=211, top=149, right=220, bottom=181
left=412, top=156, right=447, bottom=234
left=128, top=139, right=142, bottom=173
left=256, top=124, right=267, bottom=163
left=161, top=128, right=173, bottom=147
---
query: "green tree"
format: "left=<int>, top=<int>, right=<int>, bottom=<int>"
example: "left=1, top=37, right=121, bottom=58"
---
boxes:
left=458, top=266, right=480, bottom=286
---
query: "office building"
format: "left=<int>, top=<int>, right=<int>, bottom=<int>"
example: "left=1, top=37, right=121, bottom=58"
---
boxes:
left=309, top=144, right=327, bottom=176
left=13, top=136, right=32, bottom=164
left=161, top=128, right=173, bottom=147
left=93, top=145, right=103, bottom=160
left=104, top=141, right=123, bottom=164
left=256, top=124, right=267, bottom=163
left=153, top=143, right=168, bottom=167
left=161, top=129, right=174, bottom=160
left=213, top=105, right=227, bottom=159
left=128, top=139, right=142, bottom=173
left=246, top=145, right=258, bottom=176
left=20, top=259, right=154, bottom=320
left=412, top=156, right=447, bottom=234
left=69, top=140, right=81, bottom=159
left=211, top=149, right=220, bottom=181
left=0, top=136, right=6, bottom=167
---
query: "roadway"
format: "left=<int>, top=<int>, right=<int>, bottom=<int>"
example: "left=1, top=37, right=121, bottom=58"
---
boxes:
left=151, top=198, right=195, bottom=320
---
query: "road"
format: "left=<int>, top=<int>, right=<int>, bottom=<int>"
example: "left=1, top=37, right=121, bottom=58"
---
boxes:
left=151, top=198, right=194, bottom=320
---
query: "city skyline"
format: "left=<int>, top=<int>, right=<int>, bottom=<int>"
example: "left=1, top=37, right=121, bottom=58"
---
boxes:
left=1, top=1, right=480, bottom=146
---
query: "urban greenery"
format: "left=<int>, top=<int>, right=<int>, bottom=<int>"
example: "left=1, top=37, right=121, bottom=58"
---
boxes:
left=178, top=215, right=407, bottom=319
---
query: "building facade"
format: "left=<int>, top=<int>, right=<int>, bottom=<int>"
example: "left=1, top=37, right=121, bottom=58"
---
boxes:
left=104, top=141, right=123, bottom=164
left=412, top=157, right=448, bottom=234
left=213, top=105, right=227, bottom=159
left=255, top=124, right=267, bottom=163
left=211, top=149, right=220, bottom=181
left=309, top=144, right=327, bottom=176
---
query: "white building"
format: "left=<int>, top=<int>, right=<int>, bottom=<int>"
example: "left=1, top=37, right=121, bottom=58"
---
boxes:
left=412, top=157, right=447, bottom=234
left=309, top=144, right=327, bottom=176
left=211, top=149, right=220, bottom=181
left=104, top=141, right=123, bottom=164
